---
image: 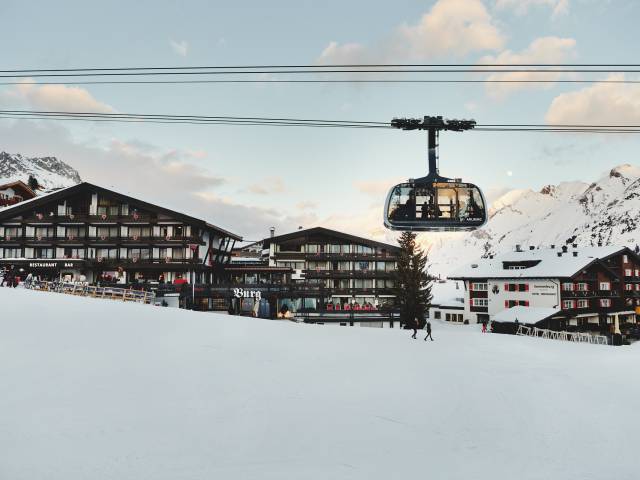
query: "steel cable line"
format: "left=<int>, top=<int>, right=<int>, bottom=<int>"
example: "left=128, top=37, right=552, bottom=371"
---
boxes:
left=3, top=79, right=640, bottom=86
left=3, top=63, right=640, bottom=73
left=3, top=110, right=640, bottom=133
left=2, top=68, right=640, bottom=79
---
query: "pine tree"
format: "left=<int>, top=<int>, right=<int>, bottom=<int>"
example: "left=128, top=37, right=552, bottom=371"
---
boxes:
left=393, top=232, right=433, bottom=328
left=27, top=175, right=40, bottom=191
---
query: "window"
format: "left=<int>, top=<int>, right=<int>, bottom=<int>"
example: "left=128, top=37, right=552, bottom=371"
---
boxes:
left=599, top=282, right=611, bottom=291
left=562, top=300, right=575, bottom=309
left=356, top=261, right=371, bottom=271
left=472, top=298, right=488, bottom=307
left=562, top=282, right=574, bottom=291
left=63, top=248, right=85, bottom=259
left=623, top=255, right=629, bottom=263
left=2, top=247, right=21, bottom=258
left=504, top=300, right=528, bottom=308
left=471, top=282, right=488, bottom=291
left=625, top=268, right=632, bottom=277
left=576, top=282, right=588, bottom=291
left=434, top=311, right=441, bottom=319
left=635, top=269, right=640, bottom=277
left=306, top=244, right=320, bottom=254
left=600, top=298, right=612, bottom=308
left=626, top=283, right=634, bottom=291
left=34, top=247, right=53, bottom=259
left=577, top=299, right=589, bottom=309
left=505, top=283, right=529, bottom=292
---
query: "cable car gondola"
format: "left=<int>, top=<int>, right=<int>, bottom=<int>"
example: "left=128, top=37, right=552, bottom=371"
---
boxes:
left=384, top=116, right=488, bottom=232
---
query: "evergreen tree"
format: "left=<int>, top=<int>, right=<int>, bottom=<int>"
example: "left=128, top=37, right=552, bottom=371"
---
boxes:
left=393, top=232, right=433, bottom=328
left=27, top=175, right=40, bottom=191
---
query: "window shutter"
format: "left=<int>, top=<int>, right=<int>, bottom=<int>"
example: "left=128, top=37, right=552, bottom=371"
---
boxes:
left=504, top=283, right=508, bottom=290
left=504, top=300, right=508, bottom=308
left=469, top=283, right=473, bottom=291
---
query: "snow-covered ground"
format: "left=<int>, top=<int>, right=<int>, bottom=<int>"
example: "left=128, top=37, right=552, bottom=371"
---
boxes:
left=1, top=288, right=639, bottom=480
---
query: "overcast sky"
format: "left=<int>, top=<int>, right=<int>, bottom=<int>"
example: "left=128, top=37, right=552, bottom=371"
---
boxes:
left=0, top=0, right=638, bottom=242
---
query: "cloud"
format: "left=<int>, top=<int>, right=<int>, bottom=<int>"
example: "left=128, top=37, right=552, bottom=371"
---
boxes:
left=495, top=0, right=569, bottom=18
left=1, top=80, right=115, bottom=112
left=397, top=0, right=505, bottom=58
left=0, top=119, right=327, bottom=240
left=296, top=201, right=317, bottom=211
left=478, top=36, right=577, bottom=97
left=354, top=178, right=402, bottom=197
left=246, top=177, right=287, bottom=195
left=545, top=74, right=640, bottom=125
left=170, top=39, right=189, bottom=57
left=317, top=0, right=504, bottom=64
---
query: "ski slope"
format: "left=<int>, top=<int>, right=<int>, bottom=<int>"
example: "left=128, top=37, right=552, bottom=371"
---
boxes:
left=1, top=288, right=639, bottom=480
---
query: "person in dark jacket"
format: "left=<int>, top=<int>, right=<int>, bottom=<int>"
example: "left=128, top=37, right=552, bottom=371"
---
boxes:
left=424, top=321, right=434, bottom=341
left=410, top=316, right=418, bottom=339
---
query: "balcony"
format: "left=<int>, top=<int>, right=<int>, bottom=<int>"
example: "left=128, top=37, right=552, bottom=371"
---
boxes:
left=92, top=257, right=200, bottom=266
left=23, top=235, right=56, bottom=243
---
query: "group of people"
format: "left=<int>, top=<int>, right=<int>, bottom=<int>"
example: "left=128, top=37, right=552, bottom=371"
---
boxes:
left=409, top=317, right=434, bottom=342
left=0, top=266, right=20, bottom=288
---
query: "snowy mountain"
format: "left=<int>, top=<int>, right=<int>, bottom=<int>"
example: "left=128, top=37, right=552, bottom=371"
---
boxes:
left=0, top=151, right=82, bottom=191
left=425, top=164, right=640, bottom=276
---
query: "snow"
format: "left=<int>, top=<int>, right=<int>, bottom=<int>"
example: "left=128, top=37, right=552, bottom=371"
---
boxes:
left=1, top=288, right=640, bottom=480
left=493, top=305, right=560, bottom=324
left=431, top=279, right=465, bottom=307
left=450, top=245, right=623, bottom=279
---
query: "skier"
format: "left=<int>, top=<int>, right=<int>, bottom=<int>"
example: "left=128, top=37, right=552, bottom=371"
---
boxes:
left=424, top=321, right=434, bottom=341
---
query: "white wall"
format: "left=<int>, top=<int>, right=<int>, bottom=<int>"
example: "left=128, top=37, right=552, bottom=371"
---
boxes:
left=462, top=278, right=561, bottom=322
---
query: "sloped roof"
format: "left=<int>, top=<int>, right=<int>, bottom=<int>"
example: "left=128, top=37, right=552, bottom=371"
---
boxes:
left=449, top=246, right=625, bottom=280
left=0, top=180, right=37, bottom=199
left=0, top=182, right=242, bottom=240
left=263, top=226, right=401, bottom=252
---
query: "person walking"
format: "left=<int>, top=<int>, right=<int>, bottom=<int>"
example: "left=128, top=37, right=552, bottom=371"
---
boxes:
left=424, top=321, right=434, bottom=341
left=410, top=316, right=418, bottom=339
left=481, top=319, right=487, bottom=333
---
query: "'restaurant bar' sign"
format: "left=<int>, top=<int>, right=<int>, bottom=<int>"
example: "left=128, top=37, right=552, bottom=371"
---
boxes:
left=27, top=261, right=77, bottom=269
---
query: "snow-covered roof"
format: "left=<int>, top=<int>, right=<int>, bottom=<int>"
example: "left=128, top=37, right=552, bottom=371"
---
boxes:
left=0, top=184, right=77, bottom=213
left=431, top=280, right=465, bottom=308
left=493, top=306, right=560, bottom=325
left=449, top=245, right=624, bottom=280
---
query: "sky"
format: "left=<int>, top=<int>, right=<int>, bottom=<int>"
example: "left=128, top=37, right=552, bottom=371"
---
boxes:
left=1, top=0, right=639, bottom=242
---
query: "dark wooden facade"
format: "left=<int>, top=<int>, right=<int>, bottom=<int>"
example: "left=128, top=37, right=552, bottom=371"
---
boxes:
left=0, top=182, right=241, bottom=285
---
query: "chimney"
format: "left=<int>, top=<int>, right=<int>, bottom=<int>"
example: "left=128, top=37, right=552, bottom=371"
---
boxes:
left=515, top=244, right=522, bottom=252
left=529, top=246, right=535, bottom=250
left=557, top=252, right=562, bottom=257
left=597, top=242, right=603, bottom=247
left=573, top=251, right=578, bottom=257
left=572, top=243, right=578, bottom=248
left=551, top=244, right=555, bottom=249
left=562, top=245, right=568, bottom=253
left=269, top=227, right=275, bottom=238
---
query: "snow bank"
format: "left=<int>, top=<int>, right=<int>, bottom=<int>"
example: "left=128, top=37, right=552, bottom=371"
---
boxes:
left=1, top=288, right=639, bottom=480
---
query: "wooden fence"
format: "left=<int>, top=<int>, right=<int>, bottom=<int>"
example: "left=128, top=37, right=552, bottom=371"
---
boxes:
left=30, top=281, right=155, bottom=305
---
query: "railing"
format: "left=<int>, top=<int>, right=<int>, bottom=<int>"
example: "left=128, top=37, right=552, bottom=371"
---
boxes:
left=516, top=325, right=609, bottom=346
left=295, top=310, right=401, bottom=323
left=29, top=280, right=155, bottom=304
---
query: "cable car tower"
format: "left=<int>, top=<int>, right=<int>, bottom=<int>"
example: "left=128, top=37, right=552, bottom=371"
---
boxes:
left=384, top=115, right=487, bottom=232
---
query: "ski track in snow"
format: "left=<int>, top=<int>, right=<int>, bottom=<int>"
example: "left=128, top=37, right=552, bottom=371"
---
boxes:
left=1, top=288, right=639, bottom=480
